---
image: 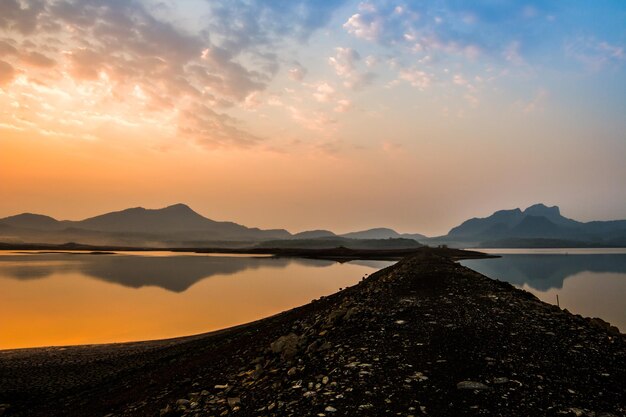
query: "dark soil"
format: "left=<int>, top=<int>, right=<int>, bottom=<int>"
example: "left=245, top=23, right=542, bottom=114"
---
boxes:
left=0, top=251, right=624, bottom=417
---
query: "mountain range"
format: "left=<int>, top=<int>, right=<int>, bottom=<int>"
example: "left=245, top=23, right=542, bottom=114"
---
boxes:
left=435, top=203, right=626, bottom=247
left=1, top=203, right=625, bottom=248
left=0, top=204, right=425, bottom=248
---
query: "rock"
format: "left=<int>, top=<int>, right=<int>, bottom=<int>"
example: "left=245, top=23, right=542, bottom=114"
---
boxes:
left=306, top=340, right=320, bottom=354
left=227, top=397, right=241, bottom=408
left=288, top=367, right=297, bottom=376
left=270, top=333, right=301, bottom=359
left=318, top=341, right=333, bottom=351
left=325, top=405, right=337, bottom=412
left=159, top=404, right=174, bottom=417
left=493, top=377, right=509, bottom=384
left=457, top=381, right=490, bottom=390
left=175, top=399, right=190, bottom=407
left=214, top=384, right=228, bottom=389
left=327, top=308, right=348, bottom=325
left=344, top=307, right=359, bottom=320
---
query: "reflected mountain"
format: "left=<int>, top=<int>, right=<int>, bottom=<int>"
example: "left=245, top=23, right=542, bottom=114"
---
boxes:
left=0, top=254, right=338, bottom=292
left=461, top=254, right=626, bottom=291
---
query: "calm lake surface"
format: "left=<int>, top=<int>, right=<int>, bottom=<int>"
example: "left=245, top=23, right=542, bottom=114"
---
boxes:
left=460, top=249, right=626, bottom=331
left=0, top=251, right=393, bottom=350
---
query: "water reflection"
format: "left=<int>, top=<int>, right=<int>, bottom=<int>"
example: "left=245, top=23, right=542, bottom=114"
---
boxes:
left=0, top=252, right=392, bottom=349
left=461, top=254, right=626, bottom=291
left=460, top=254, right=626, bottom=331
left=0, top=253, right=336, bottom=292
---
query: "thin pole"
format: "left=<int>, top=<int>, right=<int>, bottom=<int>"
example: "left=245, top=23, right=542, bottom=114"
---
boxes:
left=556, top=294, right=560, bottom=308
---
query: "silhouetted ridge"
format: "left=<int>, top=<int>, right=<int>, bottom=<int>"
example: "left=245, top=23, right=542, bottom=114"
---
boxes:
left=440, top=203, right=626, bottom=247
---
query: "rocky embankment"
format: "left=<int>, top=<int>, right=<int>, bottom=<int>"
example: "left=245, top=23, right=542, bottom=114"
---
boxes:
left=0, top=252, right=624, bottom=416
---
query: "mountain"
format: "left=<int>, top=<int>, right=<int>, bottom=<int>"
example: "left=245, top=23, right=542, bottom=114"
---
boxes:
left=292, top=230, right=336, bottom=239
left=0, top=205, right=430, bottom=248
left=0, top=213, right=67, bottom=231
left=75, top=204, right=289, bottom=239
left=439, top=203, right=626, bottom=247
left=256, top=237, right=422, bottom=250
left=341, top=228, right=426, bottom=241
left=0, top=204, right=290, bottom=246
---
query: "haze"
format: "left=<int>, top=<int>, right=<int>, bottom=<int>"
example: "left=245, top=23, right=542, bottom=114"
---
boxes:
left=1, top=1, right=625, bottom=236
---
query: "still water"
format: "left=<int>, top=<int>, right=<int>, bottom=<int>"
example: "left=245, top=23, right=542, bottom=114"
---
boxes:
left=0, top=251, right=393, bottom=350
left=460, top=249, right=626, bottom=331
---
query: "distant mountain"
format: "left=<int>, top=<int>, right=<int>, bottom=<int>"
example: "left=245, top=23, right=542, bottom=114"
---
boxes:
left=341, top=228, right=426, bottom=241
left=75, top=204, right=290, bottom=239
left=0, top=205, right=430, bottom=248
left=0, top=204, right=290, bottom=246
left=0, top=213, right=67, bottom=231
left=440, top=203, right=626, bottom=248
left=256, top=237, right=422, bottom=250
left=292, top=230, right=337, bottom=239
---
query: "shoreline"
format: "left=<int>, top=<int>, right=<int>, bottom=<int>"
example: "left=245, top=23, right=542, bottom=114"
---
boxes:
left=0, top=250, right=624, bottom=416
left=0, top=243, right=496, bottom=261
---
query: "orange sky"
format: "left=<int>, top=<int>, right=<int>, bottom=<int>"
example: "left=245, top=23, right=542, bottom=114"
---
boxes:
left=1, top=0, right=625, bottom=235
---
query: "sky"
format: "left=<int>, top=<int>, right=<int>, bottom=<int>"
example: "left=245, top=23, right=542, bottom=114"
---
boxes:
left=1, top=0, right=625, bottom=236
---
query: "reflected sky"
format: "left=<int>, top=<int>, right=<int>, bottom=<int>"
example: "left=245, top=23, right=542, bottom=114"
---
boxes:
left=460, top=254, right=626, bottom=331
left=0, top=253, right=336, bottom=292
left=0, top=252, right=392, bottom=349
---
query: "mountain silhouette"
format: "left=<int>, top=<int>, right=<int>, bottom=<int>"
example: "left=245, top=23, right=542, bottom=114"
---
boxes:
left=0, top=204, right=291, bottom=245
left=340, top=227, right=426, bottom=241
left=0, top=204, right=426, bottom=248
left=441, top=203, right=626, bottom=247
left=292, top=230, right=337, bottom=239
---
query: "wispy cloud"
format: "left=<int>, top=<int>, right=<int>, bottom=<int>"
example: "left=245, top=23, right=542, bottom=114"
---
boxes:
left=0, top=0, right=347, bottom=149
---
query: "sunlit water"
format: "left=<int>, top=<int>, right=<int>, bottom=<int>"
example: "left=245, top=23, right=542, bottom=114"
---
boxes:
left=460, top=249, right=626, bottom=331
left=0, top=251, right=393, bottom=350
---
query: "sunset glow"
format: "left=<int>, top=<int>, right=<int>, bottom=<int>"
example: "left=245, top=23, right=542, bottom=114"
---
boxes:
left=1, top=0, right=625, bottom=234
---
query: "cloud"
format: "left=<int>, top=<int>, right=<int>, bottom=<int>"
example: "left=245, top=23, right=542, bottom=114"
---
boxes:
left=0, top=60, right=16, bottom=86
left=566, top=37, right=625, bottom=70
left=399, top=68, right=433, bottom=90
left=313, top=82, right=336, bottom=103
left=288, top=106, right=337, bottom=132
left=0, top=40, right=18, bottom=57
left=343, top=13, right=383, bottom=41
left=520, top=89, right=549, bottom=113
left=0, top=0, right=348, bottom=149
left=0, top=0, right=46, bottom=35
left=179, top=103, right=261, bottom=148
left=504, top=41, right=525, bottom=66
left=20, top=51, right=56, bottom=68
left=288, top=62, right=307, bottom=81
left=334, top=99, right=352, bottom=113
left=328, top=47, right=375, bottom=89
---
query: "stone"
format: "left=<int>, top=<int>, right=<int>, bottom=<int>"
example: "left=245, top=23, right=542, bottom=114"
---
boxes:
left=457, top=381, right=490, bottom=390
left=327, top=308, right=347, bottom=325
left=270, top=333, right=301, bottom=359
left=325, top=405, right=337, bottom=412
left=227, top=397, right=241, bottom=408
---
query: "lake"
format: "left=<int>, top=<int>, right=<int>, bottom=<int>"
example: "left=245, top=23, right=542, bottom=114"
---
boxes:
left=460, top=249, right=626, bottom=332
left=0, top=251, right=393, bottom=350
